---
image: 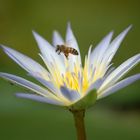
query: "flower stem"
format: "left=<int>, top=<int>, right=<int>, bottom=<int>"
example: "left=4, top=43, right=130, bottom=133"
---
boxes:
left=70, top=109, right=86, bottom=140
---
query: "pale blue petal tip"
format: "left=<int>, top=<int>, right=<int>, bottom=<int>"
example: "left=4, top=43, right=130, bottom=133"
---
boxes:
left=98, top=73, right=140, bottom=99
left=60, top=86, right=80, bottom=102
left=16, top=93, right=63, bottom=106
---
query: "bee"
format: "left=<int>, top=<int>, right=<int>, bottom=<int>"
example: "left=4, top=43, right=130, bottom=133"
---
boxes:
left=55, top=44, right=79, bottom=59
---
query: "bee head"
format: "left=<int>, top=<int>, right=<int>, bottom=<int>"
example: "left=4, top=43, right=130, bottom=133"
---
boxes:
left=76, top=51, right=79, bottom=55
left=56, top=45, right=60, bottom=52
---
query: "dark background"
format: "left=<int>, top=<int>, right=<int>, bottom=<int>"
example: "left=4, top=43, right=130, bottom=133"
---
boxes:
left=0, top=0, right=140, bottom=140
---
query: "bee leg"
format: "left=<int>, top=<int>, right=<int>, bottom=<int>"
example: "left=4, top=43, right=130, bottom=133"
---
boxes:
left=55, top=48, right=59, bottom=52
left=65, top=53, right=69, bottom=59
left=58, top=50, right=61, bottom=55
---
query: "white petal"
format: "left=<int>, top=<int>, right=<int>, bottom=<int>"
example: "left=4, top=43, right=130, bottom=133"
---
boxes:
left=66, top=22, right=80, bottom=53
left=101, top=25, right=132, bottom=68
left=1, top=45, right=49, bottom=78
left=99, top=54, right=140, bottom=92
left=33, top=31, right=65, bottom=73
left=16, top=93, right=64, bottom=106
left=52, top=31, right=64, bottom=47
left=29, top=73, right=61, bottom=96
left=86, top=45, right=93, bottom=75
left=60, top=86, right=80, bottom=102
left=90, top=31, right=113, bottom=67
left=0, top=72, right=57, bottom=99
left=65, top=23, right=81, bottom=70
left=103, top=66, right=115, bottom=80
left=98, top=74, right=140, bottom=99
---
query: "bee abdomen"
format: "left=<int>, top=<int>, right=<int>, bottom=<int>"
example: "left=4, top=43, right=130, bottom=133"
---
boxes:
left=70, top=48, right=79, bottom=55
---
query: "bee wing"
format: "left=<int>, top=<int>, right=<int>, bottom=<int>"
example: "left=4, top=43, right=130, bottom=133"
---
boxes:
left=64, top=39, right=73, bottom=47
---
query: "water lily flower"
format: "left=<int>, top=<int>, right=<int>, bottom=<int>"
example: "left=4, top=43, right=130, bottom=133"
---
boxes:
left=0, top=24, right=139, bottom=109
left=0, top=23, right=140, bottom=140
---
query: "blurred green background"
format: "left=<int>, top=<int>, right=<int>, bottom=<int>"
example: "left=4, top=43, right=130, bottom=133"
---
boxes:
left=0, top=0, right=140, bottom=140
